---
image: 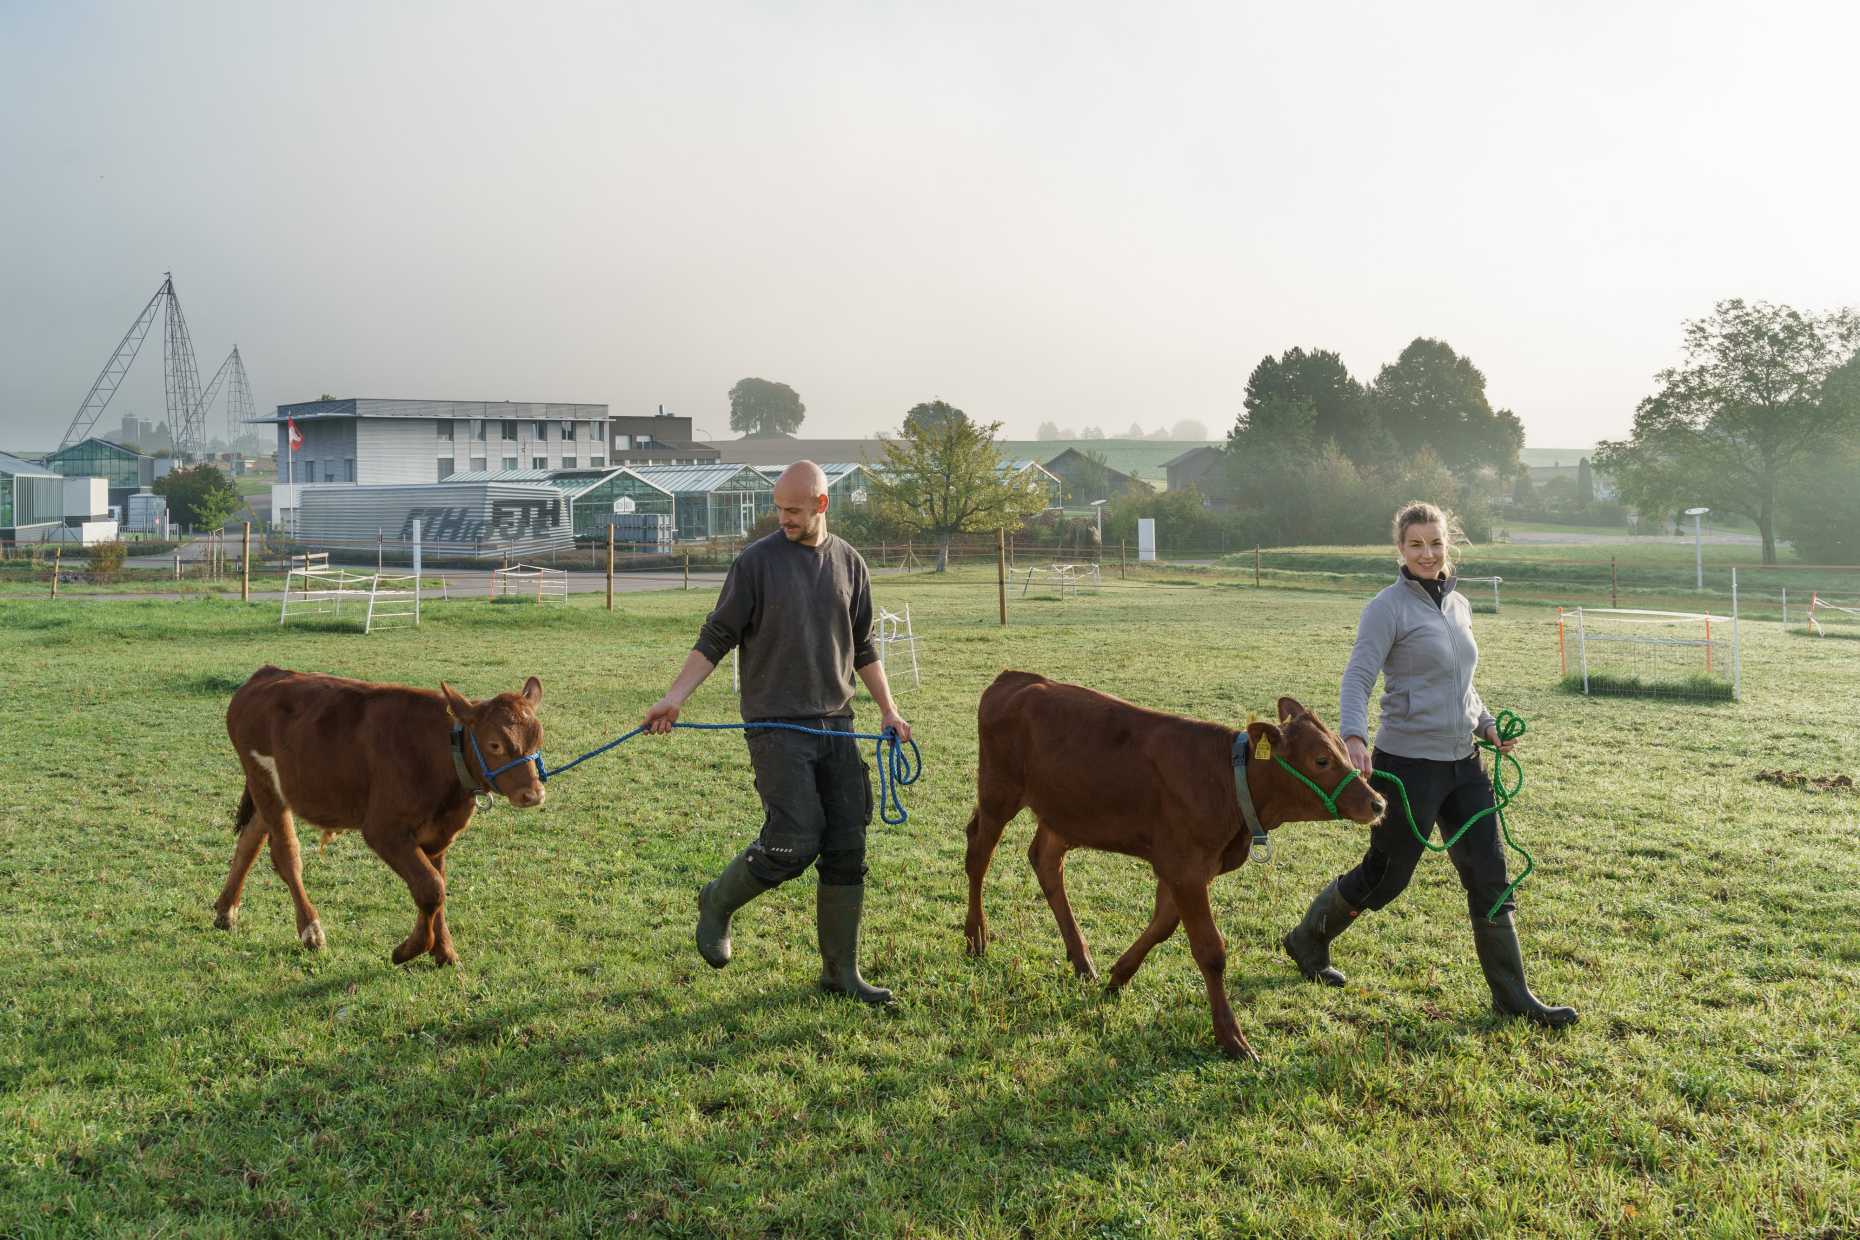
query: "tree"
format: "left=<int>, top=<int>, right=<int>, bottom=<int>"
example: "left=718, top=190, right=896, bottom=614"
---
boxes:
left=1576, top=457, right=1595, bottom=505
left=1035, top=420, right=1062, bottom=441
left=1242, top=347, right=1378, bottom=463
left=867, top=403, right=1052, bottom=571
left=728, top=377, right=806, bottom=438
left=1080, top=426, right=1105, bottom=440
left=1778, top=440, right=1860, bottom=564
left=1595, top=300, right=1860, bottom=563
left=1365, top=339, right=1524, bottom=478
left=1511, top=471, right=1535, bottom=505
left=902, top=400, right=965, bottom=437
left=1171, top=418, right=1210, bottom=441
left=1125, top=422, right=1146, bottom=440
left=153, top=463, right=242, bottom=531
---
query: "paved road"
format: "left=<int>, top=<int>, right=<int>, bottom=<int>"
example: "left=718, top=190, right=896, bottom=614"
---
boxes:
left=68, top=568, right=729, bottom=604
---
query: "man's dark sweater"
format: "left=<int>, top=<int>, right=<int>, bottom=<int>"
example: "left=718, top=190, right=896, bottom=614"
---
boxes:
left=693, top=530, right=879, bottom=721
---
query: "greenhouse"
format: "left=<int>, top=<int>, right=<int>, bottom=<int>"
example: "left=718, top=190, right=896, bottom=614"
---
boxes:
left=627, top=464, right=775, bottom=541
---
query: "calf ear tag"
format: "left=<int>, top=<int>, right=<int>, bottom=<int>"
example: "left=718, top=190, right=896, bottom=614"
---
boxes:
left=1247, top=712, right=1271, bottom=760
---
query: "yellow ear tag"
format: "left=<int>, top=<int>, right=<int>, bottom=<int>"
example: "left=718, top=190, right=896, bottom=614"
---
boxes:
left=1254, top=732, right=1271, bottom=761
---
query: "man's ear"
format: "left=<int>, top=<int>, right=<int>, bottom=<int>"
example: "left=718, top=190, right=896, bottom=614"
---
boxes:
left=1246, top=719, right=1284, bottom=760
left=440, top=681, right=475, bottom=723
left=522, top=676, right=542, bottom=706
left=1277, top=695, right=1308, bottom=724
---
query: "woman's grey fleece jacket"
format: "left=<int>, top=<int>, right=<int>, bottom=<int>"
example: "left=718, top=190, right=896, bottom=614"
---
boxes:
left=1340, top=573, right=1496, bottom=762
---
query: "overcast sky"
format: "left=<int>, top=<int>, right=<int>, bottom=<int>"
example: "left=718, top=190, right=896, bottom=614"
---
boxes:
left=3, top=1, right=1854, bottom=451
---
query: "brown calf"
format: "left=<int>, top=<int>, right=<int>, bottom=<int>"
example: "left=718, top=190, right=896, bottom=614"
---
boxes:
left=214, top=665, right=545, bottom=965
left=964, top=670, right=1385, bottom=1060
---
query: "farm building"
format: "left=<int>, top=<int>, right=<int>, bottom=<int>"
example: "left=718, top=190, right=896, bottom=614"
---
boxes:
left=294, top=479, right=576, bottom=560
left=1041, top=448, right=1154, bottom=504
left=0, top=451, right=65, bottom=542
left=1001, top=459, right=1065, bottom=508
left=627, top=464, right=776, bottom=541
left=41, top=437, right=162, bottom=517
left=443, top=467, right=678, bottom=539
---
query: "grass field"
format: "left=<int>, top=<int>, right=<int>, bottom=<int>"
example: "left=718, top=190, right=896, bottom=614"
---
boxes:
left=3, top=566, right=1858, bottom=1236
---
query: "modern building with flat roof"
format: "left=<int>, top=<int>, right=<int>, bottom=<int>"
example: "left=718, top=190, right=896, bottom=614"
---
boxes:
left=0, top=451, right=64, bottom=541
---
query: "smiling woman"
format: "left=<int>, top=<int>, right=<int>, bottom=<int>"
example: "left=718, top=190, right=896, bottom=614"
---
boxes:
left=1280, top=499, right=1578, bottom=1028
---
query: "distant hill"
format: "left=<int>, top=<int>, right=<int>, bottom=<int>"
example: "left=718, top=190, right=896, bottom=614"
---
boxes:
left=999, top=440, right=1219, bottom=486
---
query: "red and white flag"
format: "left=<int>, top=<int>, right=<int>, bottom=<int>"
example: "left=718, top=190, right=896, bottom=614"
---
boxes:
left=286, top=417, right=303, bottom=452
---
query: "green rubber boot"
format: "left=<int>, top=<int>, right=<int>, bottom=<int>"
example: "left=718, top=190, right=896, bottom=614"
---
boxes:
left=695, top=851, right=771, bottom=969
left=1282, top=878, right=1359, bottom=987
left=1471, top=911, right=1578, bottom=1028
left=816, top=883, right=894, bottom=1005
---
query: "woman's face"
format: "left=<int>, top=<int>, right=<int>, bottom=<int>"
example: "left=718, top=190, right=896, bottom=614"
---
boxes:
left=1399, top=520, right=1449, bottom=579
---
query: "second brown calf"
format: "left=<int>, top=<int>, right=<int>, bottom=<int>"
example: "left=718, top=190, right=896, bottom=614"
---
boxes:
left=964, top=670, right=1385, bottom=1060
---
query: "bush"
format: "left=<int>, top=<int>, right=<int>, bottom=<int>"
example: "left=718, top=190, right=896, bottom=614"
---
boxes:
left=1779, top=446, right=1860, bottom=564
left=84, top=540, right=127, bottom=582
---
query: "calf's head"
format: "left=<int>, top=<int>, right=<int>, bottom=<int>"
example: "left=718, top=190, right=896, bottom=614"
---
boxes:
left=1248, top=696, right=1385, bottom=826
left=442, top=677, right=547, bottom=809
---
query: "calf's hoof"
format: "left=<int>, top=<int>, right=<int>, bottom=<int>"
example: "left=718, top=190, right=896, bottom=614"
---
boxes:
left=964, top=922, right=988, bottom=956
left=391, top=935, right=430, bottom=965
left=299, top=920, right=326, bottom=951
left=1217, top=1033, right=1260, bottom=1063
left=429, top=941, right=459, bottom=966
left=213, top=906, right=239, bottom=931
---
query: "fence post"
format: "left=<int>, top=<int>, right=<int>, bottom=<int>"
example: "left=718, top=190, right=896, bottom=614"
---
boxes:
left=1557, top=607, right=1566, bottom=677
left=242, top=523, right=251, bottom=602
left=1120, top=539, right=1127, bottom=580
left=997, top=528, right=1008, bottom=626
left=51, top=547, right=61, bottom=599
left=1255, top=546, right=1261, bottom=587
left=174, top=552, right=181, bottom=581
left=606, top=524, right=614, bottom=612
left=1611, top=557, right=1617, bottom=609
left=683, top=553, right=689, bottom=591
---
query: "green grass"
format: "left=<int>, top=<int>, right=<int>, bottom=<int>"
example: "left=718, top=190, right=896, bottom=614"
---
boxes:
left=2, top=576, right=1858, bottom=1235
left=1558, top=672, right=1738, bottom=702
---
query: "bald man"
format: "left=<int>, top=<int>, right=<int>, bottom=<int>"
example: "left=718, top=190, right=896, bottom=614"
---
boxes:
left=645, top=461, right=911, bottom=1004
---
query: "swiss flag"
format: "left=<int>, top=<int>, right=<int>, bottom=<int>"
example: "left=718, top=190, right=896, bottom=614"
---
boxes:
left=286, top=417, right=303, bottom=452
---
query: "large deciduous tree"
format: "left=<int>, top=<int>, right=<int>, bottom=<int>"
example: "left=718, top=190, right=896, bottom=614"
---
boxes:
left=1595, top=300, right=1860, bottom=564
left=1241, top=347, right=1379, bottom=464
left=868, top=402, right=1051, bottom=571
left=154, top=463, right=242, bottom=531
left=728, top=377, right=806, bottom=438
left=1366, top=339, right=1523, bottom=479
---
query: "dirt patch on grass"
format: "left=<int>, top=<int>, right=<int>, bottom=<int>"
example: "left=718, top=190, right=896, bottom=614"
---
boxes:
left=1754, top=769, right=1855, bottom=793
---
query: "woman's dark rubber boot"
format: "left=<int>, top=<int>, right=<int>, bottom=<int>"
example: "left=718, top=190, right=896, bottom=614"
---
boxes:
left=816, top=883, right=894, bottom=1005
left=1282, top=878, right=1358, bottom=987
left=1471, top=911, right=1578, bottom=1027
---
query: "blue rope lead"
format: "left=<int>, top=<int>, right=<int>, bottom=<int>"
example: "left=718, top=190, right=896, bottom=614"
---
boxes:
left=488, top=720, right=923, bottom=826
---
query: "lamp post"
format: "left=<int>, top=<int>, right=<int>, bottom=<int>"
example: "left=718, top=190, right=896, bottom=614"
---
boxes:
left=1089, top=498, right=1107, bottom=543
left=1685, top=506, right=1710, bottom=590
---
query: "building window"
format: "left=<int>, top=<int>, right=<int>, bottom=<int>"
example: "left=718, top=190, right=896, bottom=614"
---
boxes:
left=562, top=421, right=577, bottom=441
left=614, top=434, right=631, bottom=450
left=473, top=420, right=487, bottom=441
left=437, top=421, right=453, bottom=441
left=534, top=421, right=548, bottom=441
left=503, top=456, right=519, bottom=471
left=562, top=456, right=576, bottom=469
left=324, top=464, right=336, bottom=483
left=501, top=420, right=518, bottom=441
left=589, top=457, right=605, bottom=469
left=300, top=459, right=314, bottom=482
left=592, top=422, right=605, bottom=441
left=344, top=459, right=355, bottom=482
left=438, top=458, right=455, bottom=480
left=470, top=455, right=486, bottom=473
left=532, top=457, right=547, bottom=470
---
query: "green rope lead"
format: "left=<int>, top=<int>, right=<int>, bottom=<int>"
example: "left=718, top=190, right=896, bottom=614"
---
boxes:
left=1369, top=709, right=1535, bottom=920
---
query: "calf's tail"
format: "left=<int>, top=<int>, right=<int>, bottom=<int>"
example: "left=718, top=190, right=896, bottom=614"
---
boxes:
left=234, top=786, right=256, bottom=833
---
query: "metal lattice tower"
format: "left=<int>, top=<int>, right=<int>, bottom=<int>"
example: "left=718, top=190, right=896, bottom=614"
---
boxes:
left=198, top=345, right=257, bottom=447
left=162, top=276, right=206, bottom=458
left=58, top=273, right=213, bottom=458
left=58, top=279, right=166, bottom=451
